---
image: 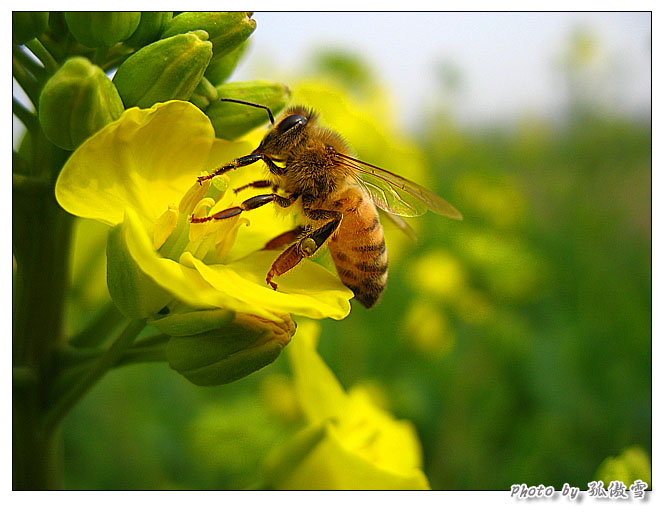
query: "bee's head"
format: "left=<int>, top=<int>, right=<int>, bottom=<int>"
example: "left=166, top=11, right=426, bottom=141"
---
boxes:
left=256, top=106, right=316, bottom=157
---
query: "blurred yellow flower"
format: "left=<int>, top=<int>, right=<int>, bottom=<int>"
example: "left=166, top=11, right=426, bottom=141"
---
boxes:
left=55, top=101, right=352, bottom=322
left=455, top=173, right=526, bottom=230
left=402, top=301, right=455, bottom=356
left=409, top=249, right=467, bottom=301
left=459, top=228, right=544, bottom=302
left=264, top=321, right=430, bottom=490
left=595, top=446, right=651, bottom=488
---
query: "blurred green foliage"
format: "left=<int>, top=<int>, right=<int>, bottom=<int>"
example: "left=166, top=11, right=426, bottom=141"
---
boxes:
left=60, top=40, right=650, bottom=490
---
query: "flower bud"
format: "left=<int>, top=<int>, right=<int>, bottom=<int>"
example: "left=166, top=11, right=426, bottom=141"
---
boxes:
left=106, top=221, right=174, bottom=319
left=12, top=11, right=49, bottom=45
left=113, top=31, right=213, bottom=109
left=149, top=308, right=234, bottom=337
left=64, top=12, right=141, bottom=48
left=205, top=40, right=249, bottom=85
left=206, top=81, right=290, bottom=140
left=38, top=57, right=124, bottom=151
left=166, top=312, right=295, bottom=386
left=161, top=12, right=255, bottom=60
left=124, top=11, right=173, bottom=49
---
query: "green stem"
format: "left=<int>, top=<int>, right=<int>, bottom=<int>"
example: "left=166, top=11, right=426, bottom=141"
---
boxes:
left=13, top=44, right=48, bottom=82
left=51, top=336, right=168, bottom=402
left=13, top=97, right=39, bottom=134
left=25, top=38, right=59, bottom=74
left=12, top=55, right=40, bottom=107
left=12, top=154, right=31, bottom=178
left=38, top=32, right=64, bottom=62
left=13, top=129, right=72, bottom=489
left=43, top=319, right=146, bottom=432
left=69, top=302, right=125, bottom=348
left=57, top=337, right=169, bottom=368
left=92, top=46, right=109, bottom=67
left=13, top=172, right=50, bottom=194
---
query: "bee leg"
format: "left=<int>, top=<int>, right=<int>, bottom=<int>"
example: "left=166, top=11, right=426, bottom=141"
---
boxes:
left=233, top=180, right=279, bottom=195
left=198, top=153, right=285, bottom=184
left=266, top=215, right=342, bottom=290
left=265, top=244, right=303, bottom=290
left=190, top=192, right=298, bottom=223
left=262, top=225, right=306, bottom=250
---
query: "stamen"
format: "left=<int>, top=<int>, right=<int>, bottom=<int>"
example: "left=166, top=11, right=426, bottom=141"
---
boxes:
left=153, top=204, right=179, bottom=250
left=189, top=198, right=217, bottom=242
left=179, top=178, right=211, bottom=215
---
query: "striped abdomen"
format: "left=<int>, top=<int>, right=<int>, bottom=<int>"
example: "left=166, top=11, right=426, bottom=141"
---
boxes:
left=327, top=190, right=388, bottom=308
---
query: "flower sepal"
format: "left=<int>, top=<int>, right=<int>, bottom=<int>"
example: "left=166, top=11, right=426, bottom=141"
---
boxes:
left=166, top=312, right=295, bottom=386
left=148, top=307, right=234, bottom=337
left=106, top=220, right=174, bottom=320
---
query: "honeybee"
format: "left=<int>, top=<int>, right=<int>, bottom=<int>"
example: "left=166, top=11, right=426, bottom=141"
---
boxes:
left=192, top=99, right=462, bottom=308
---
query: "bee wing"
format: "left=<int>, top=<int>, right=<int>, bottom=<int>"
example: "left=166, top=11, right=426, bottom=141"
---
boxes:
left=380, top=210, right=418, bottom=242
left=333, top=152, right=463, bottom=219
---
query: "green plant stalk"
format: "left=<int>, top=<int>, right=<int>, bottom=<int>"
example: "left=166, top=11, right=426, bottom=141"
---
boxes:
left=13, top=97, right=39, bottom=134
left=52, top=337, right=168, bottom=398
left=12, top=55, right=40, bottom=107
left=24, top=38, right=59, bottom=74
left=13, top=44, right=48, bottom=82
left=12, top=30, right=138, bottom=490
left=13, top=128, right=73, bottom=489
left=43, top=319, right=146, bottom=433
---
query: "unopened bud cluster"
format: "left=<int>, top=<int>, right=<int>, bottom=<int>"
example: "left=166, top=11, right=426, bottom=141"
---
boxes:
left=15, top=11, right=297, bottom=385
left=29, top=12, right=290, bottom=150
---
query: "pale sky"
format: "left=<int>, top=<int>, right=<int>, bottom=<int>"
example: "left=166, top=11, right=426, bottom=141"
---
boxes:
left=232, top=12, right=651, bottom=128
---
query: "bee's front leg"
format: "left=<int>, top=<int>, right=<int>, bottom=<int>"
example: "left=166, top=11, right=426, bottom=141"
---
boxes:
left=197, top=152, right=285, bottom=184
left=190, top=192, right=299, bottom=223
left=266, top=212, right=342, bottom=290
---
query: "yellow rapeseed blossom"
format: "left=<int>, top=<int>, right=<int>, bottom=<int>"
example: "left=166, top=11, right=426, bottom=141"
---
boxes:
left=595, top=446, right=652, bottom=488
left=264, top=322, right=430, bottom=490
left=55, top=101, right=353, bottom=322
left=402, top=301, right=455, bottom=356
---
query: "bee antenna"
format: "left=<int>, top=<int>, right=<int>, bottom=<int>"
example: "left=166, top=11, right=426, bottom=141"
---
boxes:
left=219, top=98, right=275, bottom=125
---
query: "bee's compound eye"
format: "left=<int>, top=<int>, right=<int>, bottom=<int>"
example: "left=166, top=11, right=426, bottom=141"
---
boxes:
left=277, top=114, right=307, bottom=133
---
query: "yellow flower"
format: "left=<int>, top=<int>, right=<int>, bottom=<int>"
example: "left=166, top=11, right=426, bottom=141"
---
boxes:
left=264, top=321, right=430, bottom=490
left=595, top=446, right=652, bottom=488
left=55, top=100, right=352, bottom=322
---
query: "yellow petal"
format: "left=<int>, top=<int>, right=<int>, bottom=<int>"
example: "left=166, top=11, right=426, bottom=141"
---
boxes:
left=121, top=207, right=235, bottom=312
left=56, top=101, right=216, bottom=227
left=276, top=422, right=430, bottom=490
left=340, top=388, right=425, bottom=474
left=287, top=321, right=348, bottom=423
left=187, top=251, right=353, bottom=321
